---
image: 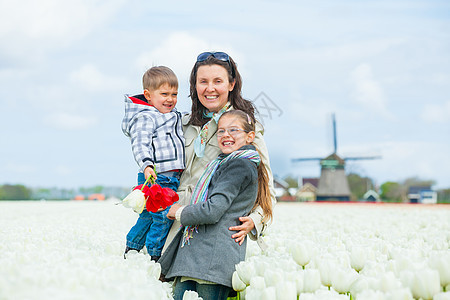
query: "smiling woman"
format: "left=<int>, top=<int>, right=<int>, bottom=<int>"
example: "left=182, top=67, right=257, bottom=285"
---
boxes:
left=158, top=52, right=277, bottom=299
left=163, top=52, right=276, bottom=249
left=159, top=52, right=277, bottom=246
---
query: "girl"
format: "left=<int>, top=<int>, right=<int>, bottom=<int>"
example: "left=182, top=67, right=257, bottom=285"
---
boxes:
left=159, top=110, right=273, bottom=300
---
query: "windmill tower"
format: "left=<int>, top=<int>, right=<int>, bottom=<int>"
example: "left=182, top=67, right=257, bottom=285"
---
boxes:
left=292, top=114, right=381, bottom=201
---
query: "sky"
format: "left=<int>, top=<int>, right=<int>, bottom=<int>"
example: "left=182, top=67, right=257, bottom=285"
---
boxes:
left=0, top=0, right=449, bottom=190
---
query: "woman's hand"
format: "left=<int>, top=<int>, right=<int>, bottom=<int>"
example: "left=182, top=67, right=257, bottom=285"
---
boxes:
left=167, top=203, right=181, bottom=220
left=229, top=216, right=255, bottom=245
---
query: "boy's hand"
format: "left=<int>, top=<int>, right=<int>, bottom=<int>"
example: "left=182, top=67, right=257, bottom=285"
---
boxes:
left=144, top=166, right=156, bottom=181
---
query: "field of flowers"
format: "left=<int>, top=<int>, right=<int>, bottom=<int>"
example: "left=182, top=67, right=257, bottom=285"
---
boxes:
left=235, top=202, right=450, bottom=300
left=0, top=201, right=449, bottom=300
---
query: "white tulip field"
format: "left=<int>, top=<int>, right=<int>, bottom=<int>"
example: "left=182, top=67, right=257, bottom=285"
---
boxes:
left=1, top=201, right=449, bottom=300
left=234, top=202, right=450, bottom=300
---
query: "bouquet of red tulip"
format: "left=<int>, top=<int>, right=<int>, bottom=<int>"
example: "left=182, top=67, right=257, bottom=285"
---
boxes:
left=121, top=174, right=178, bottom=213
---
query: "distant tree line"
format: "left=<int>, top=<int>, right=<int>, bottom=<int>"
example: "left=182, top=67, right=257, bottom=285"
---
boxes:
left=0, top=184, right=31, bottom=200
left=2, top=176, right=450, bottom=203
left=0, top=184, right=129, bottom=201
left=283, top=174, right=450, bottom=204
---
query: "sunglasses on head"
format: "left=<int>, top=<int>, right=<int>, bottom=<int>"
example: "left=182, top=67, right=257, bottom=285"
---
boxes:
left=196, top=52, right=235, bottom=78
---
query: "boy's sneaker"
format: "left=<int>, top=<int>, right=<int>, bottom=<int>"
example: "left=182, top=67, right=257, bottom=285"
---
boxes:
left=123, top=246, right=140, bottom=259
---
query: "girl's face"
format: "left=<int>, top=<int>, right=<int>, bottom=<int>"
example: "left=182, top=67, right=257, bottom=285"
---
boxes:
left=196, top=64, right=235, bottom=113
left=217, top=115, right=255, bottom=154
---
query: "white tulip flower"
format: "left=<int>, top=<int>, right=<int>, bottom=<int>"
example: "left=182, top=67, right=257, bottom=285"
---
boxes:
left=283, top=270, right=300, bottom=283
left=182, top=290, right=202, bottom=300
left=317, top=257, right=337, bottom=288
left=249, top=276, right=266, bottom=290
left=253, top=259, right=270, bottom=277
left=350, top=246, right=367, bottom=272
left=261, top=286, right=276, bottom=300
left=306, top=289, right=349, bottom=300
left=386, top=288, right=413, bottom=300
left=264, top=268, right=283, bottom=287
left=246, top=241, right=262, bottom=258
left=245, top=286, right=262, bottom=300
left=276, top=281, right=297, bottom=300
left=291, top=241, right=314, bottom=268
left=298, top=293, right=315, bottom=300
left=379, top=271, right=402, bottom=292
left=121, top=189, right=146, bottom=213
left=235, top=261, right=256, bottom=286
left=349, top=275, right=370, bottom=296
left=232, top=271, right=246, bottom=292
left=147, top=261, right=161, bottom=280
left=331, top=267, right=358, bottom=294
left=296, top=274, right=304, bottom=295
left=411, top=269, right=441, bottom=300
left=433, top=292, right=450, bottom=300
left=428, top=251, right=450, bottom=287
left=303, top=269, right=322, bottom=293
left=355, top=289, right=386, bottom=300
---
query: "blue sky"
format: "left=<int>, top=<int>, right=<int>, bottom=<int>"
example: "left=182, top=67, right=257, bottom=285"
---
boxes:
left=1, top=0, right=449, bottom=189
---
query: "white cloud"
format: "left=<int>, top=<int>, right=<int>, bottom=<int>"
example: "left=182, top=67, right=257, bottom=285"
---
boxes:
left=350, top=63, right=393, bottom=119
left=69, top=64, right=129, bottom=92
left=0, top=0, right=124, bottom=58
left=135, top=32, right=238, bottom=82
left=44, top=112, right=97, bottom=130
left=296, top=38, right=405, bottom=64
left=420, top=100, right=450, bottom=124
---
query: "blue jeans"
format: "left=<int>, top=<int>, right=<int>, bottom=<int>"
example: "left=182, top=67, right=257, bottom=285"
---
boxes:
left=172, top=278, right=231, bottom=300
left=126, top=172, right=180, bottom=257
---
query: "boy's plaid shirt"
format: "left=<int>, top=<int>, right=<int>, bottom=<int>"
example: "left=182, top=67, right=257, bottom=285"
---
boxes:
left=121, top=94, right=185, bottom=173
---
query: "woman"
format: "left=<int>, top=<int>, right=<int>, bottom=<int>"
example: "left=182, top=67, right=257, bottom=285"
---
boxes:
left=163, top=51, right=276, bottom=251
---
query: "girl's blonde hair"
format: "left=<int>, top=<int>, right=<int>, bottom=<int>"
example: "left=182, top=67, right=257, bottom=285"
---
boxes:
left=219, top=110, right=273, bottom=223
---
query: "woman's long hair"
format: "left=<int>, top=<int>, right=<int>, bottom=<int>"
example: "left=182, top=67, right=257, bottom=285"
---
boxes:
left=220, top=110, right=272, bottom=223
left=189, top=54, right=255, bottom=127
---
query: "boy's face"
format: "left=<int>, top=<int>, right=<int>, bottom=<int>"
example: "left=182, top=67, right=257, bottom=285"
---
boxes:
left=143, top=83, right=178, bottom=114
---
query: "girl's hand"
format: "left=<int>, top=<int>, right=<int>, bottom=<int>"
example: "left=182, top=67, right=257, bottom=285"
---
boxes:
left=229, top=216, right=255, bottom=245
left=167, top=203, right=181, bottom=220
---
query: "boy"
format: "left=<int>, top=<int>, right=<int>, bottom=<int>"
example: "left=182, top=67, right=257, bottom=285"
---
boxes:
left=121, top=66, right=185, bottom=261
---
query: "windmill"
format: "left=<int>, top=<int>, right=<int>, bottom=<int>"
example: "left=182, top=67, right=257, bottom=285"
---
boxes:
left=292, top=113, right=381, bottom=201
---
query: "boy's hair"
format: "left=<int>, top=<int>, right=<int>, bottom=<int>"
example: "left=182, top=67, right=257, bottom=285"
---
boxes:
left=143, top=66, right=178, bottom=91
left=220, top=110, right=273, bottom=224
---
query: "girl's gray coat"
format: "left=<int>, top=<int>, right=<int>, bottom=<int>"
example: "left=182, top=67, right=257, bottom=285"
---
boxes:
left=158, top=145, right=258, bottom=287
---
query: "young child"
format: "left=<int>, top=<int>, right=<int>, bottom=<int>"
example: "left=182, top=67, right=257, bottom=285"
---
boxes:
left=121, top=66, right=185, bottom=261
left=158, top=110, right=273, bottom=300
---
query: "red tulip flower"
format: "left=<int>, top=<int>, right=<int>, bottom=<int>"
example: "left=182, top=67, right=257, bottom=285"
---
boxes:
left=133, top=183, right=179, bottom=213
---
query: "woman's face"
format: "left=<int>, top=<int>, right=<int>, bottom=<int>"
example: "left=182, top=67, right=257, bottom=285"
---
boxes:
left=195, top=64, right=235, bottom=113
